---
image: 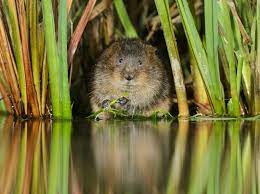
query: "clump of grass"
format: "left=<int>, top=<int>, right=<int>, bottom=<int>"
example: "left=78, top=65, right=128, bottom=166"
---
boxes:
left=0, top=0, right=259, bottom=118
left=0, top=0, right=72, bottom=118
left=154, top=0, right=189, bottom=117
left=175, top=0, right=226, bottom=116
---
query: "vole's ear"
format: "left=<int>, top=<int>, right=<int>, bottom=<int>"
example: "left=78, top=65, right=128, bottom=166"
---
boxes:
left=145, top=44, right=157, bottom=55
left=97, top=41, right=119, bottom=64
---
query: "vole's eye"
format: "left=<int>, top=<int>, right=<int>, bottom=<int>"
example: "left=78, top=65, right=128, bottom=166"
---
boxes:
left=138, top=60, right=142, bottom=66
left=118, top=58, right=123, bottom=64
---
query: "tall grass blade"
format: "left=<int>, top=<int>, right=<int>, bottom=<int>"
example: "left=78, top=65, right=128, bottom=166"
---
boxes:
left=175, top=0, right=225, bottom=115
left=254, top=0, right=260, bottom=114
left=68, top=0, right=97, bottom=65
left=17, top=0, right=40, bottom=116
left=2, top=0, right=27, bottom=114
left=114, top=0, right=138, bottom=38
left=188, top=0, right=211, bottom=114
left=42, top=0, right=61, bottom=117
left=42, top=0, right=72, bottom=118
left=29, top=0, right=41, bottom=114
left=154, top=0, right=189, bottom=117
left=218, top=1, right=240, bottom=116
left=205, top=0, right=219, bottom=89
left=58, top=0, right=72, bottom=118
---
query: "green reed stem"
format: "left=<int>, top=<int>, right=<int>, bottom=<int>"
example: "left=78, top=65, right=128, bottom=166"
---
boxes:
left=154, top=0, right=189, bottom=117
left=42, top=0, right=72, bottom=118
left=58, top=0, right=72, bottom=119
left=2, top=0, right=27, bottom=113
left=254, top=0, right=260, bottom=114
left=29, top=0, right=41, bottom=112
left=218, top=1, right=240, bottom=116
left=42, top=0, right=61, bottom=117
left=175, top=0, right=225, bottom=115
left=114, top=0, right=138, bottom=38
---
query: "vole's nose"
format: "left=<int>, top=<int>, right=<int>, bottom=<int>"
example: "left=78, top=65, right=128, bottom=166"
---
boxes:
left=124, top=74, right=134, bottom=81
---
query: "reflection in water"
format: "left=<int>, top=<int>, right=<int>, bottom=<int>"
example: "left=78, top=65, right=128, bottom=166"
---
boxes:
left=0, top=117, right=259, bottom=194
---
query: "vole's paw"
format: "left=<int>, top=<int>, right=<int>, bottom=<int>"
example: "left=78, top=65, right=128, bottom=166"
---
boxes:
left=117, top=97, right=129, bottom=106
left=95, top=111, right=111, bottom=121
left=101, top=99, right=111, bottom=110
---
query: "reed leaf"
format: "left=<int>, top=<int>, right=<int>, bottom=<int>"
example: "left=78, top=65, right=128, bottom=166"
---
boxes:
left=42, top=0, right=61, bottom=117
left=154, top=0, right=189, bottom=117
left=254, top=0, right=260, bottom=114
left=58, top=0, right=72, bottom=118
left=175, top=0, right=225, bottom=115
left=218, top=0, right=240, bottom=116
left=114, top=0, right=138, bottom=38
left=17, top=0, right=40, bottom=116
left=68, top=0, right=97, bottom=65
left=29, top=0, right=41, bottom=114
left=2, top=0, right=27, bottom=114
left=42, top=0, right=72, bottom=118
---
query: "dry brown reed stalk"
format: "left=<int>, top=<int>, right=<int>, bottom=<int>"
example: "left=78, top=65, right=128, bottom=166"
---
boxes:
left=68, top=0, right=97, bottom=65
left=17, top=0, right=40, bottom=117
left=41, top=51, right=48, bottom=116
left=0, top=17, right=21, bottom=115
left=67, top=0, right=73, bottom=14
left=0, top=0, right=41, bottom=117
left=89, top=0, right=112, bottom=21
left=0, top=0, right=73, bottom=118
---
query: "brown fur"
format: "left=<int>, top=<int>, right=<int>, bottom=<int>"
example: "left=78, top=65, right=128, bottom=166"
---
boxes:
left=90, top=39, right=172, bottom=118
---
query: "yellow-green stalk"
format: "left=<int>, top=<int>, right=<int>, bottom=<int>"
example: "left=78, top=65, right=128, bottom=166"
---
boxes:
left=154, top=0, right=189, bottom=117
left=114, top=0, right=138, bottom=38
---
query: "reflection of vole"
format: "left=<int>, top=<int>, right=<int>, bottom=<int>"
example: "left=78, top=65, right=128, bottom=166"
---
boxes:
left=90, top=39, right=172, bottom=118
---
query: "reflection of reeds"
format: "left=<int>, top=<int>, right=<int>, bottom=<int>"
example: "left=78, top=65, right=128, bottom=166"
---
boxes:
left=165, top=120, right=258, bottom=194
left=0, top=119, right=258, bottom=194
left=166, top=120, right=189, bottom=194
left=0, top=118, right=72, bottom=194
left=0, top=117, right=19, bottom=194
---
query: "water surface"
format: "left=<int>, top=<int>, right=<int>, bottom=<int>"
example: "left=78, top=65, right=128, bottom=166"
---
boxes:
left=0, top=117, right=259, bottom=194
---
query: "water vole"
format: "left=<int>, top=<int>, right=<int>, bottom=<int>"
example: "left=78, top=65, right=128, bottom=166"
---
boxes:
left=90, top=39, right=172, bottom=119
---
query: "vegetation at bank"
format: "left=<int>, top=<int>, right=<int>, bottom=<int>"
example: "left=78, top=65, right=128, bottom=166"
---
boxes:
left=0, top=0, right=259, bottom=118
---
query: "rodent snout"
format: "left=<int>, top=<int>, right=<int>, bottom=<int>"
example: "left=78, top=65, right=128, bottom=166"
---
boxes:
left=124, top=74, right=134, bottom=81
